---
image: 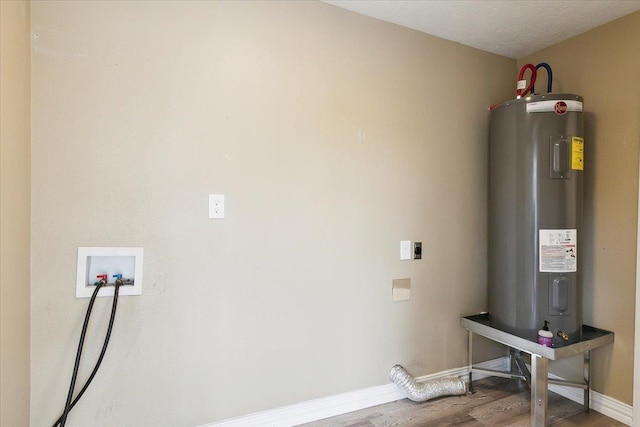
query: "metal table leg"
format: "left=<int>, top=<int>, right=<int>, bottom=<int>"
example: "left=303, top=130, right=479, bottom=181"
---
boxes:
left=584, top=350, right=590, bottom=412
left=468, top=330, right=474, bottom=393
left=531, top=354, right=549, bottom=427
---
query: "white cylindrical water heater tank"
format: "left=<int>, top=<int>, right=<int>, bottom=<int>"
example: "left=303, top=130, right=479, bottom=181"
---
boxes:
left=488, top=94, right=584, bottom=347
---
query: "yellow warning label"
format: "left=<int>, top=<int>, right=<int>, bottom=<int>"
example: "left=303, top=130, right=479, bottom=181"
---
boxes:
left=572, top=137, right=584, bottom=170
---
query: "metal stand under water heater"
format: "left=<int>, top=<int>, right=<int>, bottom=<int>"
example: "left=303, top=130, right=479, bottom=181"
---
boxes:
left=488, top=94, right=584, bottom=348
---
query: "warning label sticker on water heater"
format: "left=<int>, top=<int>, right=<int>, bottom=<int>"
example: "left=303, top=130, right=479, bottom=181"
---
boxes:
left=572, top=137, right=584, bottom=170
left=539, top=229, right=577, bottom=273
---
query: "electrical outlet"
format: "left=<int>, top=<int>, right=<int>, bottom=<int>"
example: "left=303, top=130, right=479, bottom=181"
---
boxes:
left=209, top=194, right=225, bottom=219
left=400, top=240, right=412, bottom=260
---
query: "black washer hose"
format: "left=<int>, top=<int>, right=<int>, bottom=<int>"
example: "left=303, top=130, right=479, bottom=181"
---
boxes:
left=54, top=281, right=121, bottom=427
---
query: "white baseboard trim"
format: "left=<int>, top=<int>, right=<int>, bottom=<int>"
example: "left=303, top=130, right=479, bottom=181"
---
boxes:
left=201, top=358, right=503, bottom=427
left=200, top=357, right=632, bottom=427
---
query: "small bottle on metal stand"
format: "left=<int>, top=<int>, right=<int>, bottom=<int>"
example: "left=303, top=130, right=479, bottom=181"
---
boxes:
left=538, top=320, right=553, bottom=347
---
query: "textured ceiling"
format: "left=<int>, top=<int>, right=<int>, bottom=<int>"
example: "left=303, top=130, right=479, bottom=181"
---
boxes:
left=322, top=0, right=640, bottom=59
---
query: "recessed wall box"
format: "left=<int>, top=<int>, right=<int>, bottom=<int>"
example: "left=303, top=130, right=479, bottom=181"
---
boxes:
left=414, top=242, right=422, bottom=259
left=76, top=247, right=143, bottom=298
left=392, top=278, right=411, bottom=301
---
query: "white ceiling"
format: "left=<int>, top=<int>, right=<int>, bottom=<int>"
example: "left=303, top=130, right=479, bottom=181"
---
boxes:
left=322, top=0, right=640, bottom=59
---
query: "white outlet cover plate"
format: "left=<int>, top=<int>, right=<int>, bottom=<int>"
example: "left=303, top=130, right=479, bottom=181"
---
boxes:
left=209, top=194, right=225, bottom=219
left=400, top=240, right=412, bottom=260
left=76, top=247, right=143, bottom=298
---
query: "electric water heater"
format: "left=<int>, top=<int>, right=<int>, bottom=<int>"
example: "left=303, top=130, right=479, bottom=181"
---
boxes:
left=488, top=94, right=584, bottom=347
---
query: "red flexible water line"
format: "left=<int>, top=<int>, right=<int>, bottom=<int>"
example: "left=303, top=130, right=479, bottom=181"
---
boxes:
left=488, top=63, right=539, bottom=110
left=516, top=63, right=537, bottom=98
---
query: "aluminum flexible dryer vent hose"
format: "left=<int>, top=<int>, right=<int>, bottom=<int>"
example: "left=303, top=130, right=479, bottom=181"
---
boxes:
left=389, top=365, right=467, bottom=402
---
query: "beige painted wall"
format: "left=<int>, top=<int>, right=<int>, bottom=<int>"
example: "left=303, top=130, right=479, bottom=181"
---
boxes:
left=520, top=12, right=640, bottom=405
left=0, top=0, right=31, bottom=425
left=30, top=1, right=513, bottom=425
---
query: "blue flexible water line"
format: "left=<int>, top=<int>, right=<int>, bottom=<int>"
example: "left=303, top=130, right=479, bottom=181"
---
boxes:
left=533, top=62, right=553, bottom=93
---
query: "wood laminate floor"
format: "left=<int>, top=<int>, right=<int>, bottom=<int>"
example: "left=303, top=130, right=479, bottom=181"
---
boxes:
left=301, top=376, right=626, bottom=427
